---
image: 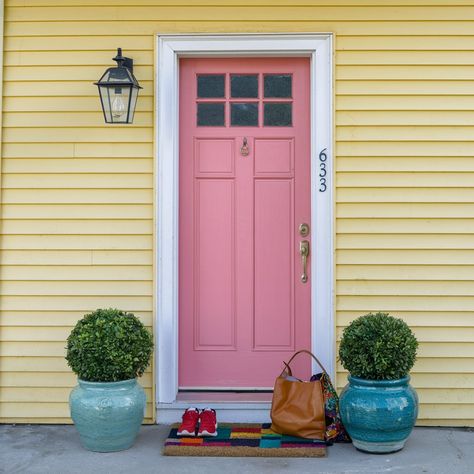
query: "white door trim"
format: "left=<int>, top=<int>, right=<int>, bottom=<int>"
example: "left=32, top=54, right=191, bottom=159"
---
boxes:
left=156, top=33, right=334, bottom=404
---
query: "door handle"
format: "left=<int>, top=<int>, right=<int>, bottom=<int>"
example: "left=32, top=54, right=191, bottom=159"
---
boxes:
left=300, top=240, right=310, bottom=283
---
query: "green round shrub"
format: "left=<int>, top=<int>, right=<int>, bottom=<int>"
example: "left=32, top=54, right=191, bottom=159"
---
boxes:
left=66, top=308, right=154, bottom=382
left=339, top=312, right=418, bottom=380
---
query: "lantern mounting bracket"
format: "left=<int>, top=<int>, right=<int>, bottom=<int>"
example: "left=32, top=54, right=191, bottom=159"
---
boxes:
left=113, top=48, right=134, bottom=72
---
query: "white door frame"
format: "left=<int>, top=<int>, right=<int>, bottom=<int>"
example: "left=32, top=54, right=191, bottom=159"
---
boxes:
left=156, top=33, right=334, bottom=404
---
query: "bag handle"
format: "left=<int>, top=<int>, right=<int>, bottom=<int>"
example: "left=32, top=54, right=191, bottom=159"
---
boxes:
left=281, top=349, right=329, bottom=378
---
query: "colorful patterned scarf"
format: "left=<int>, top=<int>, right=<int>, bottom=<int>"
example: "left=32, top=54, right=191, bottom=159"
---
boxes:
left=310, top=372, right=351, bottom=444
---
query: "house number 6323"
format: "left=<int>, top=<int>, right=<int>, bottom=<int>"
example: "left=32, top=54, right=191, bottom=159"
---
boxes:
left=318, top=148, right=328, bottom=192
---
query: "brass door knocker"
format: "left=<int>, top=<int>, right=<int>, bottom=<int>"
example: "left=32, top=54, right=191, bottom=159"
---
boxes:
left=240, top=137, right=249, bottom=156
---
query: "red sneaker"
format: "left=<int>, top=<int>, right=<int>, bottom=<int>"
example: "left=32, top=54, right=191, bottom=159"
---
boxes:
left=177, top=408, right=200, bottom=436
left=198, top=408, right=218, bottom=437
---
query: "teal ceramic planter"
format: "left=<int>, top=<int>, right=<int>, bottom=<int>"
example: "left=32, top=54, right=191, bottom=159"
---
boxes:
left=70, top=378, right=146, bottom=452
left=339, top=375, right=418, bottom=453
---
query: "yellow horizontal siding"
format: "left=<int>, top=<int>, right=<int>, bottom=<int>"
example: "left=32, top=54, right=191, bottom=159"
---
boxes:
left=2, top=158, right=153, bottom=173
left=1, top=296, right=153, bottom=311
left=336, top=326, right=474, bottom=343
left=338, top=249, right=474, bottom=265
left=3, top=113, right=153, bottom=127
left=1, top=249, right=153, bottom=264
left=0, top=265, right=152, bottom=280
left=3, top=97, right=154, bottom=113
left=337, top=235, right=474, bottom=250
left=337, top=296, right=474, bottom=312
left=337, top=219, right=474, bottom=233
left=3, top=205, right=153, bottom=219
left=0, top=342, right=82, bottom=357
left=338, top=96, right=474, bottom=111
left=1, top=282, right=152, bottom=296
left=0, top=311, right=153, bottom=326
left=2, top=0, right=474, bottom=426
left=337, top=188, right=474, bottom=203
left=2, top=174, right=152, bottom=189
left=337, top=65, right=474, bottom=81
left=9, top=6, right=474, bottom=22
left=338, top=265, right=474, bottom=280
left=7, top=21, right=474, bottom=37
left=1, top=235, right=153, bottom=249
left=2, top=142, right=154, bottom=157
left=7, top=1, right=474, bottom=6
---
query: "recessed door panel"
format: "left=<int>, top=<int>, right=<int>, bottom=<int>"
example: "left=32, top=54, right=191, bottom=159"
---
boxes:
left=254, top=139, right=294, bottom=175
left=196, top=139, right=234, bottom=175
left=195, top=179, right=236, bottom=350
left=254, top=179, right=294, bottom=350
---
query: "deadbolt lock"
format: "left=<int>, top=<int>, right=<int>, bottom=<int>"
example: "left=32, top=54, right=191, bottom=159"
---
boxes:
left=299, top=223, right=310, bottom=237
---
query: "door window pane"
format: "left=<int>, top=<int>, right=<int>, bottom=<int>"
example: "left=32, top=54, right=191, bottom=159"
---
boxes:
left=264, top=74, right=292, bottom=98
left=264, top=103, right=292, bottom=126
left=197, top=75, right=225, bottom=98
left=231, top=75, right=258, bottom=98
left=231, top=103, right=258, bottom=126
left=197, top=103, right=225, bottom=126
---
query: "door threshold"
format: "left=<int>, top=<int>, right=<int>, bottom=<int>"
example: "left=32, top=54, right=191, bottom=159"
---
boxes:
left=177, top=391, right=273, bottom=403
left=156, top=394, right=272, bottom=424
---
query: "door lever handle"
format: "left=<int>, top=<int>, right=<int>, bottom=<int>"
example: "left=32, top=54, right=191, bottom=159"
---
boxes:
left=300, top=240, right=310, bottom=283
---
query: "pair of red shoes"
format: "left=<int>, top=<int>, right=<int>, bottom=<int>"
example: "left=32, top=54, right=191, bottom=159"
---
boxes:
left=177, top=408, right=218, bottom=437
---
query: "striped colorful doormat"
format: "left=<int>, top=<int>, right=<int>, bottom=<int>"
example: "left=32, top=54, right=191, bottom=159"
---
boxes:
left=163, top=423, right=326, bottom=457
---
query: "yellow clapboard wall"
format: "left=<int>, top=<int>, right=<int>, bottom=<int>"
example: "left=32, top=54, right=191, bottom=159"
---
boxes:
left=1, top=0, right=474, bottom=426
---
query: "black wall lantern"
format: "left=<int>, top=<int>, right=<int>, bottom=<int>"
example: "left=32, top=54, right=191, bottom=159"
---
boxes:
left=95, top=48, right=142, bottom=124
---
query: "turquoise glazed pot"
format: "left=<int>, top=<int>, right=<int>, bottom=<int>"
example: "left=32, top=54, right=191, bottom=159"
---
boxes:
left=70, top=378, right=146, bottom=452
left=339, top=375, right=418, bottom=453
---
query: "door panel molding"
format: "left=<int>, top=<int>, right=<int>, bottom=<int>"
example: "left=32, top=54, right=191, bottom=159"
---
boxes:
left=156, top=33, right=334, bottom=404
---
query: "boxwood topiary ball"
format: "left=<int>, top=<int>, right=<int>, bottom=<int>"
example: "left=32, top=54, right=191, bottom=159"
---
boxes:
left=66, top=308, right=153, bottom=382
left=339, top=312, right=418, bottom=380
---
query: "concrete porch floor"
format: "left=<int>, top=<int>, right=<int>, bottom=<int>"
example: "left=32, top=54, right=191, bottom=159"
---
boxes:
left=1, top=424, right=473, bottom=474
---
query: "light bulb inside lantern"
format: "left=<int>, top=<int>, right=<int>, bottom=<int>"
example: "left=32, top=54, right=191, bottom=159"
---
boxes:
left=112, top=96, right=126, bottom=119
left=111, top=88, right=126, bottom=119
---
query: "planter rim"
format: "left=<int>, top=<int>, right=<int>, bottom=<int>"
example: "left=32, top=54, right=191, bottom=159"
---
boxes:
left=77, top=378, right=137, bottom=388
left=348, top=375, right=411, bottom=387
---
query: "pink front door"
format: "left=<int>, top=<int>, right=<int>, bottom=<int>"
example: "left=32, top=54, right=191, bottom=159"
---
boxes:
left=179, top=58, right=311, bottom=388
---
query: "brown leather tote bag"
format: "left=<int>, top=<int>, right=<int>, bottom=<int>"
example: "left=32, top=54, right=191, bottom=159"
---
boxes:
left=270, top=350, right=327, bottom=440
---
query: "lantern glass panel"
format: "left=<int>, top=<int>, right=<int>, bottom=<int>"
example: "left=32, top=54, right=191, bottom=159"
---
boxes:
left=128, top=87, right=139, bottom=123
left=98, top=84, right=134, bottom=124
